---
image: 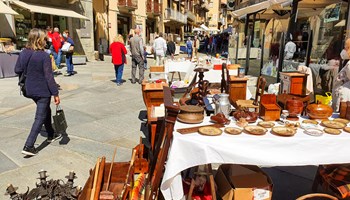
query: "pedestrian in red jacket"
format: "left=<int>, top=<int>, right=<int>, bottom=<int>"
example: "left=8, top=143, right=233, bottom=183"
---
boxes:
left=110, top=34, right=127, bottom=86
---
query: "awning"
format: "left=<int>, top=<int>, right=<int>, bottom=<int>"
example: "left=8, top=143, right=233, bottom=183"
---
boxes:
left=200, top=24, right=209, bottom=31
left=11, top=1, right=89, bottom=20
left=232, top=0, right=272, bottom=18
left=0, top=1, right=18, bottom=15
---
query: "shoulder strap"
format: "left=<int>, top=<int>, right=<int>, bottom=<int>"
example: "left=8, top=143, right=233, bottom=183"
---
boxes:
left=23, top=51, right=34, bottom=76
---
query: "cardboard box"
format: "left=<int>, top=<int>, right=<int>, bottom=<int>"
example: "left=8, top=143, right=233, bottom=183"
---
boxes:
left=215, top=164, right=273, bottom=200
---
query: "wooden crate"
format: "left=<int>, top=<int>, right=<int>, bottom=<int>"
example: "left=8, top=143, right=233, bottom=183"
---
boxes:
left=259, top=94, right=281, bottom=121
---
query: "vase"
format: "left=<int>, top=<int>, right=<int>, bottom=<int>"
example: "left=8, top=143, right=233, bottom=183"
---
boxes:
left=286, top=97, right=304, bottom=120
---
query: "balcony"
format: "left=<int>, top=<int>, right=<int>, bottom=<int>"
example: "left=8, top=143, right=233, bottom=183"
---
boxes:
left=164, top=8, right=187, bottom=24
left=118, top=0, right=138, bottom=10
left=146, top=0, right=162, bottom=16
left=186, top=10, right=196, bottom=21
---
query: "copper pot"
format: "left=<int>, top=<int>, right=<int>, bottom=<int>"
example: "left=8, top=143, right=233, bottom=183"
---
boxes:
left=306, top=103, right=333, bottom=119
left=177, top=105, right=204, bottom=124
left=233, top=109, right=258, bottom=123
left=286, top=97, right=304, bottom=117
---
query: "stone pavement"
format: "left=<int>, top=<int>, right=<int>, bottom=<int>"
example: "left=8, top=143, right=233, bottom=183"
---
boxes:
left=0, top=54, right=321, bottom=199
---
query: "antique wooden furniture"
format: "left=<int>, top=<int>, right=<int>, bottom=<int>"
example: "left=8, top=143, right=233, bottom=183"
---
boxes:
left=147, top=106, right=164, bottom=150
left=141, top=81, right=168, bottom=108
left=259, top=94, right=281, bottom=121
left=149, top=65, right=167, bottom=81
left=221, top=63, right=240, bottom=93
left=296, top=193, right=338, bottom=200
left=339, top=101, right=350, bottom=120
left=279, top=72, right=308, bottom=95
left=146, top=86, right=180, bottom=200
left=277, top=93, right=310, bottom=115
left=236, top=76, right=266, bottom=112
left=312, top=165, right=349, bottom=199
left=228, top=76, right=248, bottom=106
left=186, top=164, right=216, bottom=200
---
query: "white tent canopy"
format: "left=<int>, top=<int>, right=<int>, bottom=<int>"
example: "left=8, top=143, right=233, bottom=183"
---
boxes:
left=232, top=0, right=292, bottom=18
left=200, top=24, right=209, bottom=31
left=0, top=1, right=18, bottom=15
left=11, top=0, right=89, bottom=20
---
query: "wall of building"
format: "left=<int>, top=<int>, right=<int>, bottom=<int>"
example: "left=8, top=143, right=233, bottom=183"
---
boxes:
left=208, top=0, right=219, bottom=30
left=134, top=0, right=147, bottom=43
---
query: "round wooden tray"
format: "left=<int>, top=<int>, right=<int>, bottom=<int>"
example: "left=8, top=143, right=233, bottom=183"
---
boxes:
left=321, top=120, right=346, bottom=129
left=244, top=126, right=267, bottom=135
left=271, top=126, right=296, bottom=137
left=333, top=118, right=350, bottom=125
left=258, top=121, right=275, bottom=128
left=343, top=126, right=350, bottom=133
left=324, top=128, right=341, bottom=135
left=198, top=126, right=223, bottom=136
left=177, top=118, right=203, bottom=124
left=224, top=127, right=242, bottom=135
left=302, top=119, right=318, bottom=125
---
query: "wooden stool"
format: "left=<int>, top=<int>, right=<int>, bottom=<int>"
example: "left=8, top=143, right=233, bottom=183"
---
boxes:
left=187, top=164, right=216, bottom=200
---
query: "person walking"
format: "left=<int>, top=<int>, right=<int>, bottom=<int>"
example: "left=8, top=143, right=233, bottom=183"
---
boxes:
left=153, top=32, right=167, bottom=65
left=62, top=30, right=74, bottom=76
left=110, top=34, right=127, bottom=86
left=15, top=28, right=61, bottom=156
left=129, top=28, right=145, bottom=84
left=51, top=27, right=63, bottom=68
left=166, top=36, right=176, bottom=60
left=193, top=35, right=200, bottom=59
left=186, top=37, right=193, bottom=59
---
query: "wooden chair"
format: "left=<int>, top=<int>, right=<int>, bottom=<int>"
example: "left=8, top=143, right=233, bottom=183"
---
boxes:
left=312, top=164, right=350, bottom=199
left=145, top=86, right=180, bottom=200
left=149, top=65, right=167, bottom=82
left=296, top=193, right=338, bottom=200
left=236, top=76, right=266, bottom=112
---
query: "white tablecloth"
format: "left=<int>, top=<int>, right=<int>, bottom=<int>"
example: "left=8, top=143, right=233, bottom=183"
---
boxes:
left=164, top=60, right=195, bottom=74
left=161, top=117, right=350, bottom=199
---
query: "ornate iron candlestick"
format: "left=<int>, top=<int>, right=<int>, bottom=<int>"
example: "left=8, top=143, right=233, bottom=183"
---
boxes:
left=193, top=68, right=209, bottom=106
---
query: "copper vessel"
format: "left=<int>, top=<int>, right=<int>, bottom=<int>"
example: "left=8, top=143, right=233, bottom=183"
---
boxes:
left=177, top=105, right=204, bottom=124
left=306, top=103, right=333, bottom=119
left=286, top=97, right=304, bottom=120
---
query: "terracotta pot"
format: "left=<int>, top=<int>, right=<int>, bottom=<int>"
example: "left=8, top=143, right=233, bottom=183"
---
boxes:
left=286, top=97, right=304, bottom=117
left=306, top=103, right=333, bottom=119
left=178, top=105, right=204, bottom=124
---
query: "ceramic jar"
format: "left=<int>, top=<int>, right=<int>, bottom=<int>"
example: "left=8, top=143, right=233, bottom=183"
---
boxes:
left=178, top=105, right=204, bottom=124
left=286, top=97, right=304, bottom=117
left=306, top=103, right=333, bottom=119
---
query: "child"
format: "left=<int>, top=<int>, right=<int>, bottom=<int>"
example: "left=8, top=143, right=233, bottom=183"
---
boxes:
left=143, top=46, right=149, bottom=70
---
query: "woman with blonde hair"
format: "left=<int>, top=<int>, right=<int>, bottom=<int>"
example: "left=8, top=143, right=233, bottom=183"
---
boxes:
left=110, top=34, right=127, bottom=86
left=15, top=28, right=61, bottom=156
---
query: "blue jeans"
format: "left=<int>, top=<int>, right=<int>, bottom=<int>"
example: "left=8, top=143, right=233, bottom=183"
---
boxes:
left=66, top=53, right=74, bottom=74
left=25, top=97, right=54, bottom=147
left=114, top=64, right=124, bottom=84
left=52, top=48, right=62, bottom=67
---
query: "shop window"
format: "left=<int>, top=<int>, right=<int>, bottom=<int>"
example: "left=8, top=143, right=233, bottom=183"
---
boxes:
left=13, top=7, right=32, bottom=50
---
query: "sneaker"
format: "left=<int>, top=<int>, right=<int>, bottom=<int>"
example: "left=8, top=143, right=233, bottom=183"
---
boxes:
left=22, top=146, right=38, bottom=156
left=64, top=73, right=73, bottom=76
left=47, top=133, right=62, bottom=143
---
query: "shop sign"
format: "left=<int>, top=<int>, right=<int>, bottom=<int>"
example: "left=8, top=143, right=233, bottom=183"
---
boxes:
left=324, top=3, right=341, bottom=23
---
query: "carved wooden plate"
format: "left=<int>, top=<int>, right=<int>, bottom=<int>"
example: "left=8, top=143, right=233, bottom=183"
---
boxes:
left=244, top=126, right=267, bottom=135
left=198, top=126, right=222, bottom=136
left=271, top=127, right=296, bottom=137
left=258, top=121, right=275, bottom=128
left=333, top=118, right=350, bottom=125
left=224, top=127, right=242, bottom=135
left=302, top=120, right=318, bottom=125
left=324, top=128, right=341, bottom=135
left=343, top=126, right=350, bottom=133
left=321, top=120, right=346, bottom=129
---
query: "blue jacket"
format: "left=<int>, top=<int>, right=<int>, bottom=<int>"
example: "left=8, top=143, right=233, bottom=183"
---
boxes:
left=15, top=49, right=59, bottom=98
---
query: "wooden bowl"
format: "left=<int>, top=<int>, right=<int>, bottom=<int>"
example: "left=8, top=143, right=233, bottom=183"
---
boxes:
left=306, top=103, right=333, bottom=119
left=177, top=105, right=204, bottom=124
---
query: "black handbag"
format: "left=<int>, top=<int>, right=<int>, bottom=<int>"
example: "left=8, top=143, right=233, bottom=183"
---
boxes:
left=18, top=52, right=33, bottom=98
left=53, top=105, right=68, bottom=133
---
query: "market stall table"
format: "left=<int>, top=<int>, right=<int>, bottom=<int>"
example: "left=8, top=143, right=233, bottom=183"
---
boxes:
left=160, top=117, right=350, bottom=199
left=0, top=52, right=19, bottom=78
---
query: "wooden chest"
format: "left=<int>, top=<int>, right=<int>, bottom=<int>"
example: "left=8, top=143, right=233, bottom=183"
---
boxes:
left=279, top=72, right=308, bottom=95
left=259, top=94, right=281, bottom=121
left=228, top=76, right=248, bottom=105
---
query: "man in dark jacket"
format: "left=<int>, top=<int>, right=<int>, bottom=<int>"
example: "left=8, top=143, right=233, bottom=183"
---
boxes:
left=166, top=36, right=176, bottom=60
